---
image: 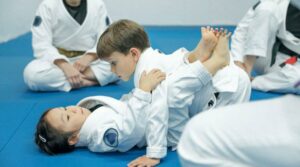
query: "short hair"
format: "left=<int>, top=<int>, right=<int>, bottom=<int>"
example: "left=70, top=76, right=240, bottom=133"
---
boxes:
left=97, top=19, right=150, bottom=59
left=35, top=108, right=75, bottom=155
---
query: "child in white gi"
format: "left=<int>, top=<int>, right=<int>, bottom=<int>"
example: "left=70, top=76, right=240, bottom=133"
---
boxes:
left=97, top=19, right=251, bottom=166
left=232, top=0, right=300, bottom=94
left=23, top=0, right=118, bottom=92
left=35, top=69, right=166, bottom=154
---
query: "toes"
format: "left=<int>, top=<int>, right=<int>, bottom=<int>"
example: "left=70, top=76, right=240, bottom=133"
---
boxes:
left=201, top=27, right=206, bottom=34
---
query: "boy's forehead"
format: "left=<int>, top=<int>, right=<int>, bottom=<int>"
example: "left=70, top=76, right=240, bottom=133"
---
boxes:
left=106, top=52, right=122, bottom=60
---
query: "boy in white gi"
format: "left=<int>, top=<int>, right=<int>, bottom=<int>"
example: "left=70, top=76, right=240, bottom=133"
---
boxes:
left=232, top=0, right=300, bottom=94
left=35, top=69, right=166, bottom=154
left=97, top=20, right=251, bottom=166
left=178, top=94, right=300, bottom=167
left=23, top=0, right=118, bottom=92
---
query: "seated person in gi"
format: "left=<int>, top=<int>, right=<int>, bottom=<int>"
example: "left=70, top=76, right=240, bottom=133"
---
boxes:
left=97, top=19, right=251, bottom=166
left=23, top=0, right=118, bottom=92
left=231, top=0, right=300, bottom=94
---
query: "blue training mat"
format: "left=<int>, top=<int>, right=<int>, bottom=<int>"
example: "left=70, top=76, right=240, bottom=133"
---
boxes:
left=0, top=26, right=283, bottom=167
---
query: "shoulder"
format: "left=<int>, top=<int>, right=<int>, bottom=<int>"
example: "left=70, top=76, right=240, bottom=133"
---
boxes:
left=88, top=0, right=107, bottom=9
left=37, top=0, right=60, bottom=10
left=35, top=0, right=60, bottom=17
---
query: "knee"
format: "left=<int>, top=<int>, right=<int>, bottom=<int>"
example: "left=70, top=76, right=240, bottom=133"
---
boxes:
left=23, top=61, right=51, bottom=90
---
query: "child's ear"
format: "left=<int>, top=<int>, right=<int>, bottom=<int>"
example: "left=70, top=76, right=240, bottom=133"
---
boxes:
left=68, top=132, right=79, bottom=146
left=130, top=48, right=141, bottom=62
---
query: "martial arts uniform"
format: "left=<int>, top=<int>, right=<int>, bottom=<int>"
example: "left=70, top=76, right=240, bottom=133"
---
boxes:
left=75, top=47, right=250, bottom=157
left=75, top=88, right=151, bottom=152
left=231, top=0, right=300, bottom=94
left=23, top=0, right=117, bottom=92
left=178, top=95, right=300, bottom=167
left=133, top=47, right=251, bottom=158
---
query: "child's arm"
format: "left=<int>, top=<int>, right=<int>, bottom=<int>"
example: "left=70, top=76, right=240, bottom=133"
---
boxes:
left=128, top=68, right=169, bottom=167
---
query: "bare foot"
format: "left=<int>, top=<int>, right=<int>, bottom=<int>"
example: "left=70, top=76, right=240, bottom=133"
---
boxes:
left=210, top=28, right=231, bottom=68
left=189, top=26, right=218, bottom=63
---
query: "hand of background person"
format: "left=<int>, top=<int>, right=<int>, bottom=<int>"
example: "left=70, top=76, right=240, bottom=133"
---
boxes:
left=54, top=59, right=82, bottom=88
left=127, top=155, right=160, bottom=167
left=73, top=53, right=98, bottom=72
left=139, top=69, right=166, bottom=92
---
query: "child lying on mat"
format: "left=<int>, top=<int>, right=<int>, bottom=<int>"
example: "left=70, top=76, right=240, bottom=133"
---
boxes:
left=35, top=25, right=249, bottom=167
left=35, top=68, right=165, bottom=154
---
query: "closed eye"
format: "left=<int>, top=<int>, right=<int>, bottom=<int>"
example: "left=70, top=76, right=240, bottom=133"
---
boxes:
left=111, top=61, right=116, bottom=66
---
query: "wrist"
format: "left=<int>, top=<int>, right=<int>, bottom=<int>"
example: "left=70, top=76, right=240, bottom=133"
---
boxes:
left=84, top=53, right=98, bottom=61
left=54, top=59, right=69, bottom=68
left=139, top=85, right=151, bottom=92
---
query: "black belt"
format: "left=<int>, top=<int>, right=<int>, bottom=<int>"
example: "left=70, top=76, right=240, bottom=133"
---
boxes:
left=279, top=43, right=300, bottom=58
left=271, top=38, right=300, bottom=66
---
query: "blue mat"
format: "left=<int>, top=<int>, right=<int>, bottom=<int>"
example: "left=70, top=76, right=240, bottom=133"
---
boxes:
left=0, top=26, right=283, bottom=167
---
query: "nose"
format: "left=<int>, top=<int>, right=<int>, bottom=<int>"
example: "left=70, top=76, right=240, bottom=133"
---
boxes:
left=68, top=106, right=78, bottom=114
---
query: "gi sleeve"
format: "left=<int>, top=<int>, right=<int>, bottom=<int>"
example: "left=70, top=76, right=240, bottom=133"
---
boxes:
left=31, top=3, right=69, bottom=63
left=145, top=81, right=169, bottom=159
left=116, top=88, right=152, bottom=152
left=88, top=125, right=118, bottom=152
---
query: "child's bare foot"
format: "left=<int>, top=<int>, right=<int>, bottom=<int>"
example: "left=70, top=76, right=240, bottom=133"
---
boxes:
left=188, top=26, right=218, bottom=63
left=210, top=28, right=231, bottom=68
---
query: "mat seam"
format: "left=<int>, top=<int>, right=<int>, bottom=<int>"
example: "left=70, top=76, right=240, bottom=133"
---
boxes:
left=0, top=102, right=38, bottom=153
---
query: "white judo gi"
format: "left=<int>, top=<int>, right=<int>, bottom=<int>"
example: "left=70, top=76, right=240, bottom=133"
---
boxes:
left=133, top=47, right=251, bottom=159
left=75, top=88, right=152, bottom=152
left=74, top=47, right=250, bottom=157
left=178, top=95, right=300, bottom=167
left=231, top=0, right=300, bottom=94
left=23, top=0, right=118, bottom=92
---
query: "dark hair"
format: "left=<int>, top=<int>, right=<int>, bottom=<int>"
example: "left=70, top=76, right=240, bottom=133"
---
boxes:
left=97, top=19, right=150, bottom=59
left=35, top=108, right=75, bottom=155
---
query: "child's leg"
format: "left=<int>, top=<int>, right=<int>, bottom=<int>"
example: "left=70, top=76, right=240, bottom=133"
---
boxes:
left=168, top=29, right=232, bottom=111
left=188, top=27, right=218, bottom=63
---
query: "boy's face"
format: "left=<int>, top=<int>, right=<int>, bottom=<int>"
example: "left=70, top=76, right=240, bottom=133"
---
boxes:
left=46, top=106, right=91, bottom=133
left=104, top=49, right=139, bottom=81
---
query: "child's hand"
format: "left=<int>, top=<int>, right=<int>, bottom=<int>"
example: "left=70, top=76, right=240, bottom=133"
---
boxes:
left=139, top=69, right=166, bottom=92
left=127, top=155, right=160, bottom=167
